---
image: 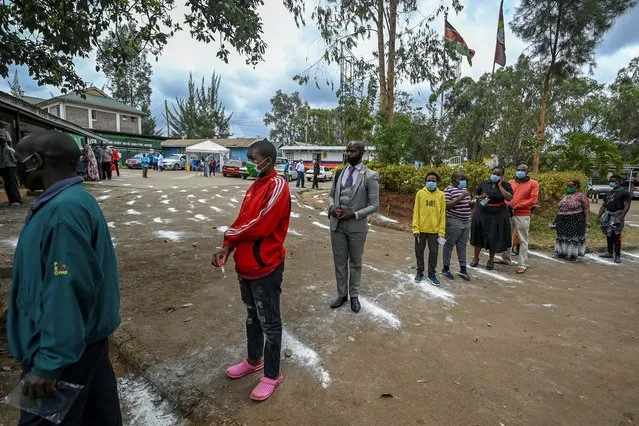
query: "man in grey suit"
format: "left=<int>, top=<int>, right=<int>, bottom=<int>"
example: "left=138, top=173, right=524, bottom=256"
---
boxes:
left=328, top=141, right=380, bottom=313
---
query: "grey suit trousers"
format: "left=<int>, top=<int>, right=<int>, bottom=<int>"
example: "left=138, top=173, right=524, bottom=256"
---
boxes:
left=331, top=221, right=367, bottom=298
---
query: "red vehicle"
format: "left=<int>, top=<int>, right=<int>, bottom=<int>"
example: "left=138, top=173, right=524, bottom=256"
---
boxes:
left=222, top=159, right=244, bottom=177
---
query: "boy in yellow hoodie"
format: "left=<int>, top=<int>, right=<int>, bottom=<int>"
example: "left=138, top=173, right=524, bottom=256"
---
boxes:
left=412, top=172, right=447, bottom=285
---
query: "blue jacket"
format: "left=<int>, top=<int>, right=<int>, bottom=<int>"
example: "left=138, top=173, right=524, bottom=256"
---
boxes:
left=140, top=155, right=150, bottom=167
left=7, top=178, right=120, bottom=379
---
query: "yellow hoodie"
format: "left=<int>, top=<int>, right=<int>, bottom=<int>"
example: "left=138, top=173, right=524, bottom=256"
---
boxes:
left=412, top=187, right=446, bottom=236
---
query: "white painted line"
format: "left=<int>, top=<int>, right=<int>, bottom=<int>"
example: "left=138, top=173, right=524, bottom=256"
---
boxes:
left=155, top=190, right=163, bottom=193
left=363, top=264, right=385, bottom=273
left=194, top=214, right=208, bottom=221
left=358, top=296, right=401, bottom=329
left=394, top=271, right=456, bottom=304
left=154, top=230, right=184, bottom=241
left=584, top=254, right=618, bottom=266
left=160, top=200, right=170, bottom=205
left=282, top=329, right=331, bottom=388
left=312, top=221, right=330, bottom=230
left=161, top=195, right=168, bottom=198
left=210, top=206, right=224, bottom=213
left=168, top=208, right=178, bottom=213
left=376, top=214, right=398, bottom=223
left=226, top=203, right=236, bottom=208
left=122, top=184, right=131, bottom=187
left=197, top=199, right=208, bottom=204
left=222, top=189, right=229, bottom=192
left=215, top=194, right=224, bottom=199
left=529, top=250, right=563, bottom=263
left=542, top=304, right=556, bottom=308
left=126, top=209, right=141, bottom=215
left=288, top=230, right=303, bottom=236
left=187, top=194, right=196, bottom=198
left=201, top=189, right=208, bottom=192
left=622, top=251, right=639, bottom=259
left=230, top=198, right=239, bottom=203
left=102, top=189, right=112, bottom=193
left=471, top=267, right=521, bottom=283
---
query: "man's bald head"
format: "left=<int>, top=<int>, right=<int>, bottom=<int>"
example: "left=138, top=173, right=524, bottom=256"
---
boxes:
left=17, top=131, right=81, bottom=173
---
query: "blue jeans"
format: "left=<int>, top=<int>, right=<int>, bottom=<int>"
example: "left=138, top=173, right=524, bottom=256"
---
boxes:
left=239, top=263, right=284, bottom=379
left=296, top=173, right=304, bottom=188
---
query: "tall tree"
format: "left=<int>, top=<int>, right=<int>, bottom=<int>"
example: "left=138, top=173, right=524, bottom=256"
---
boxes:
left=168, top=73, right=232, bottom=139
left=607, top=61, right=639, bottom=161
left=544, top=132, right=622, bottom=174
left=96, top=22, right=158, bottom=135
left=8, top=70, right=24, bottom=98
left=511, top=0, right=637, bottom=173
left=286, top=0, right=462, bottom=124
left=1, top=0, right=290, bottom=93
left=263, top=90, right=309, bottom=145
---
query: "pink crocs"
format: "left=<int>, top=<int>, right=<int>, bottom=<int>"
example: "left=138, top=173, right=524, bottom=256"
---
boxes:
left=226, top=359, right=264, bottom=379
left=250, top=374, right=283, bottom=401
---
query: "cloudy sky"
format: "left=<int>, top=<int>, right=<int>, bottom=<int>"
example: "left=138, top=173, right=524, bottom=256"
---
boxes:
left=2, top=0, right=639, bottom=138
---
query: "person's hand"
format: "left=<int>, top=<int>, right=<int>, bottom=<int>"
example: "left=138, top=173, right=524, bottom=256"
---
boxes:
left=337, top=209, right=356, bottom=221
left=212, top=246, right=232, bottom=267
left=22, top=373, right=56, bottom=399
left=462, top=190, right=471, bottom=198
left=330, top=206, right=342, bottom=218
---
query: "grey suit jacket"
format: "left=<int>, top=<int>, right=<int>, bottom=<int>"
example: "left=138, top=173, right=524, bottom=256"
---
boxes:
left=328, top=165, right=380, bottom=232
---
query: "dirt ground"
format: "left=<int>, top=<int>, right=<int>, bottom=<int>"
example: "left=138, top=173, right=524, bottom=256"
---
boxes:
left=1, top=169, right=638, bottom=425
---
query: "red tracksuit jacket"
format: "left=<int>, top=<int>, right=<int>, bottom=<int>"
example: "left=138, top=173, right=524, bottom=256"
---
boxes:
left=223, top=169, right=291, bottom=279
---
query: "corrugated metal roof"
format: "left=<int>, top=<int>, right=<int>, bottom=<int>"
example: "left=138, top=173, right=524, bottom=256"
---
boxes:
left=162, top=137, right=266, bottom=148
left=22, top=96, right=46, bottom=105
left=280, top=145, right=376, bottom=151
left=37, top=92, right=144, bottom=115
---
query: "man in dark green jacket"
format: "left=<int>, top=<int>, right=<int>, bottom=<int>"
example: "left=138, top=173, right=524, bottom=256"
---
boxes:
left=8, top=131, right=121, bottom=425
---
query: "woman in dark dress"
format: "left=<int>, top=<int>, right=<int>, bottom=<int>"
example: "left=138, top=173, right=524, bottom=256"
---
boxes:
left=470, top=166, right=514, bottom=270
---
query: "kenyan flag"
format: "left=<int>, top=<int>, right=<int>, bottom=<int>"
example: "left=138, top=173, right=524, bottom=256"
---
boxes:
left=445, top=20, right=475, bottom=66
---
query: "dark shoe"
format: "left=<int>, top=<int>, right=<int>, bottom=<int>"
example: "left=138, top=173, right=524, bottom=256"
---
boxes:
left=330, top=295, right=348, bottom=309
left=350, top=297, right=361, bottom=313
left=414, top=272, right=424, bottom=282
left=442, top=269, right=455, bottom=280
left=428, top=274, right=441, bottom=286
left=457, top=270, right=471, bottom=281
left=599, top=253, right=614, bottom=258
left=614, top=255, right=621, bottom=264
left=469, top=259, right=479, bottom=268
left=486, top=262, right=494, bottom=271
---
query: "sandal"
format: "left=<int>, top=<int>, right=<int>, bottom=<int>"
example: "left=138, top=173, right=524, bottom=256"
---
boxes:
left=486, top=262, right=494, bottom=271
left=226, top=359, right=264, bottom=379
left=470, top=259, right=479, bottom=268
left=250, top=374, right=283, bottom=401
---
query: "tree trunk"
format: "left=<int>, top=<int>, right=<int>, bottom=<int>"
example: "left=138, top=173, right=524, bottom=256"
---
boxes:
left=534, top=67, right=552, bottom=173
left=376, top=0, right=387, bottom=115
left=386, top=0, right=398, bottom=123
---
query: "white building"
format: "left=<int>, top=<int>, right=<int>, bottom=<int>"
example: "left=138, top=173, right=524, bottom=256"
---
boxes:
left=280, top=144, right=377, bottom=169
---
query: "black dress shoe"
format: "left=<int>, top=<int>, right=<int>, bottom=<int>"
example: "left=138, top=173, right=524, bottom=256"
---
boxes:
left=330, top=295, right=348, bottom=309
left=350, top=297, right=361, bottom=313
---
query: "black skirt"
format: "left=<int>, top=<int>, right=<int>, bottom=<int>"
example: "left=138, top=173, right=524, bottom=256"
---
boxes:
left=470, top=206, right=512, bottom=253
left=555, top=212, right=587, bottom=259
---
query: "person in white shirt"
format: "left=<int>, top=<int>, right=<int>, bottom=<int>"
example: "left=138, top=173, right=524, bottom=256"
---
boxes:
left=295, top=160, right=305, bottom=188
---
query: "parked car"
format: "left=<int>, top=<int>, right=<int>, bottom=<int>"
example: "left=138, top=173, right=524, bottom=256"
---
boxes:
left=222, top=160, right=244, bottom=177
left=587, top=178, right=613, bottom=200
left=275, top=164, right=297, bottom=182
left=126, top=153, right=145, bottom=169
left=633, top=185, right=639, bottom=199
left=163, top=154, right=187, bottom=170
left=306, top=166, right=333, bottom=182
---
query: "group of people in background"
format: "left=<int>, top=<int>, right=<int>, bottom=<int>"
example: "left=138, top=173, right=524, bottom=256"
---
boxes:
left=80, top=144, right=122, bottom=181
left=411, top=165, right=633, bottom=286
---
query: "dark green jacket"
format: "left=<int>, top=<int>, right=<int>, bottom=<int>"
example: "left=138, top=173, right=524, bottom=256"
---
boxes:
left=7, top=177, right=120, bottom=379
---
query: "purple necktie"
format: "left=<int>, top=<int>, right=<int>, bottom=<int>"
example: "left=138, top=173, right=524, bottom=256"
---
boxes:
left=345, top=166, right=355, bottom=187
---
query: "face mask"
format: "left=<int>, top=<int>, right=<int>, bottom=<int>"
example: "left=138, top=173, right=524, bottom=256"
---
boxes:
left=246, top=158, right=268, bottom=177
left=491, top=174, right=501, bottom=183
left=347, top=153, right=362, bottom=167
left=566, top=186, right=577, bottom=194
left=458, top=180, right=467, bottom=189
left=516, top=171, right=527, bottom=179
left=609, top=181, right=619, bottom=188
left=425, top=181, right=437, bottom=191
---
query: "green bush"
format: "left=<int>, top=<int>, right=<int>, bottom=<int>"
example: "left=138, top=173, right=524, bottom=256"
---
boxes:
left=365, top=162, right=587, bottom=205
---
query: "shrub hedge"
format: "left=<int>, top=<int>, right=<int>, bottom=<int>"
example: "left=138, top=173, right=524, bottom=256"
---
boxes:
left=364, top=162, right=587, bottom=204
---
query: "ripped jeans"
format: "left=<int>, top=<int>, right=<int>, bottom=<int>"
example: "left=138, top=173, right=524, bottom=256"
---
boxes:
left=239, top=263, right=284, bottom=379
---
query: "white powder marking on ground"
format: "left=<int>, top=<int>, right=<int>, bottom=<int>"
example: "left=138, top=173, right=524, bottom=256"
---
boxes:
left=98, top=197, right=110, bottom=203
left=542, top=304, right=556, bottom=308
left=155, top=190, right=163, bottom=193
left=197, top=199, right=208, bottom=204
left=186, top=210, right=193, bottom=214
left=154, top=230, right=184, bottom=241
left=161, top=195, right=168, bottom=198
left=111, top=237, right=117, bottom=247
left=627, top=223, right=639, bottom=228
left=471, top=267, right=521, bottom=283
left=288, top=230, right=303, bottom=236
left=194, top=214, right=208, bottom=221
left=226, top=203, right=236, bottom=208
left=529, top=250, right=563, bottom=263
left=126, top=200, right=136, bottom=206
left=394, top=271, right=456, bottom=304
left=358, top=296, right=401, bottom=329
left=302, top=204, right=315, bottom=210
left=445, top=315, right=454, bottom=323
left=363, top=264, right=385, bottom=273
left=136, top=195, right=143, bottom=199
left=217, top=226, right=229, bottom=233
left=290, top=195, right=297, bottom=200
left=222, top=189, right=229, bottom=192
left=172, top=186, right=179, bottom=189
left=376, top=214, right=398, bottom=223
left=369, top=229, right=377, bottom=233
left=210, top=206, right=223, bottom=213
left=235, top=186, right=241, bottom=189
left=126, top=209, right=141, bottom=215
left=312, top=221, right=330, bottom=230
left=107, top=222, right=116, bottom=229
left=160, top=200, right=170, bottom=205
left=313, top=194, right=321, bottom=199
left=290, top=212, right=300, bottom=218
left=200, top=189, right=209, bottom=192
left=584, top=254, right=618, bottom=266
left=173, top=174, right=196, bottom=180
left=282, top=329, right=331, bottom=388
left=1, top=238, right=18, bottom=249
left=146, top=204, right=152, bottom=208
left=319, top=210, right=328, bottom=216
left=153, top=217, right=173, bottom=224
left=179, top=190, right=187, bottom=193
left=187, top=194, right=196, bottom=198
left=621, top=251, right=639, bottom=259
left=167, top=208, right=178, bottom=213
left=102, top=189, right=112, bottom=193
left=122, top=183, right=132, bottom=187
left=214, top=194, right=224, bottom=199
left=123, top=221, right=143, bottom=226
left=147, top=185, right=154, bottom=188
left=129, top=191, right=138, bottom=194
left=230, top=198, right=239, bottom=203
left=118, top=375, right=182, bottom=426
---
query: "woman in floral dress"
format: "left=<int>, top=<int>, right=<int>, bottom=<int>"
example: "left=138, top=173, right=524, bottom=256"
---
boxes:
left=554, top=179, right=590, bottom=261
left=83, top=143, right=100, bottom=181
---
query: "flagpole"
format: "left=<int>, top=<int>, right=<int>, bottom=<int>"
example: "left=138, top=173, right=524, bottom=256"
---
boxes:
left=441, top=11, right=448, bottom=119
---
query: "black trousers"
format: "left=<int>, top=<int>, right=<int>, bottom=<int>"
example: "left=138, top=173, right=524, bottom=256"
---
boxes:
left=101, top=162, right=112, bottom=180
left=239, top=263, right=284, bottom=379
left=113, top=161, right=120, bottom=177
left=19, top=339, right=122, bottom=426
left=415, top=233, right=439, bottom=275
left=607, top=231, right=622, bottom=256
left=1, top=167, right=22, bottom=203
left=142, top=167, right=148, bottom=178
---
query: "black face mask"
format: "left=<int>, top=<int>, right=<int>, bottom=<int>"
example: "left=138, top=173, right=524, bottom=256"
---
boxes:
left=347, top=154, right=363, bottom=167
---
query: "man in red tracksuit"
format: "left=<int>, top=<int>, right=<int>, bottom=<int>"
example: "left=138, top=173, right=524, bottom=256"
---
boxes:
left=212, top=139, right=291, bottom=402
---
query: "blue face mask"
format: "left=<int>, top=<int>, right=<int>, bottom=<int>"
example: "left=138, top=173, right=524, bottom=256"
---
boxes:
left=426, top=181, right=437, bottom=191
left=458, top=180, right=467, bottom=189
left=609, top=181, right=619, bottom=188
left=516, top=171, right=527, bottom=179
left=491, top=174, right=501, bottom=183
